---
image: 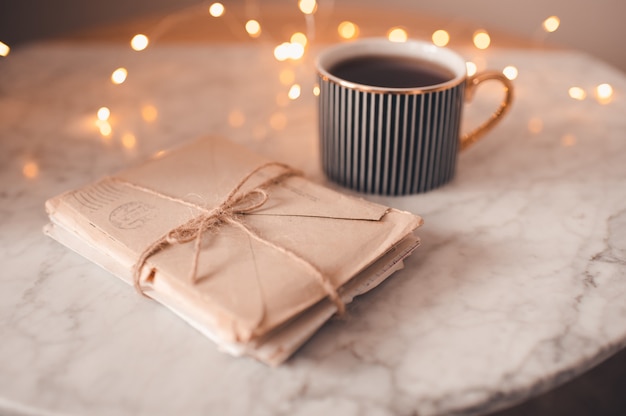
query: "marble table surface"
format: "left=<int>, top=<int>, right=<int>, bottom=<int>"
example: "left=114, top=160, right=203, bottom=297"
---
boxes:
left=1, top=38, right=625, bottom=416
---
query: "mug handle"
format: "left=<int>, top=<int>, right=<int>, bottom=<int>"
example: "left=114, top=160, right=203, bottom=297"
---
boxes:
left=460, top=71, right=514, bottom=151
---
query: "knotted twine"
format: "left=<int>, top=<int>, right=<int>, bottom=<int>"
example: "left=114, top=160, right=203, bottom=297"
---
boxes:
left=113, top=162, right=346, bottom=319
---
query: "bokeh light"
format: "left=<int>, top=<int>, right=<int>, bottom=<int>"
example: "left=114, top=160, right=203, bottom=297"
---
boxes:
left=568, top=86, right=586, bottom=100
left=111, top=68, right=128, bottom=84
left=290, top=32, right=308, bottom=47
left=289, top=43, right=305, bottom=59
left=387, top=27, right=408, bottom=42
left=542, top=16, right=560, bottom=33
left=274, top=42, right=305, bottom=61
left=473, top=30, right=491, bottom=49
left=274, top=43, right=289, bottom=61
left=595, top=83, right=614, bottom=104
left=122, top=133, right=137, bottom=149
left=288, top=84, right=301, bottom=100
left=245, top=20, right=262, bottom=38
left=466, top=61, right=477, bottom=76
left=0, top=41, right=10, bottom=57
left=130, top=34, right=149, bottom=51
left=313, top=85, right=320, bottom=96
left=561, top=134, right=576, bottom=147
left=97, top=107, right=111, bottom=121
left=503, top=65, right=518, bottom=80
left=22, top=162, right=39, bottom=179
left=209, top=3, right=225, bottom=17
left=141, top=104, right=158, bottom=122
left=97, top=120, right=112, bottom=137
left=298, top=0, right=317, bottom=14
left=432, top=30, right=450, bottom=47
left=528, top=117, right=543, bottom=134
left=228, top=109, right=246, bottom=127
left=338, top=21, right=359, bottom=40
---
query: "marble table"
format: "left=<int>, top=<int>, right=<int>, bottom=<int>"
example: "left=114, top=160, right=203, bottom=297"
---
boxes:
left=1, top=35, right=625, bottom=416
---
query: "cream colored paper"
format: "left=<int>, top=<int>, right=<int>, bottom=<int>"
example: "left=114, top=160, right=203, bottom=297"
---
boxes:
left=45, top=136, right=423, bottom=364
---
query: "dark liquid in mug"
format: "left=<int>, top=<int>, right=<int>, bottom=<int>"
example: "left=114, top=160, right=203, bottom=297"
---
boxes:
left=328, top=55, right=455, bottom=88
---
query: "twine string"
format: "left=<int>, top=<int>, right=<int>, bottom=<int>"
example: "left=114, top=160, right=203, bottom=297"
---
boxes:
left=113, top=162, right=346, bottom=317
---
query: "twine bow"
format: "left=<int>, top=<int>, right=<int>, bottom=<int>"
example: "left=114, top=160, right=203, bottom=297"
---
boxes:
left=116, top=162, right=345, bottom=317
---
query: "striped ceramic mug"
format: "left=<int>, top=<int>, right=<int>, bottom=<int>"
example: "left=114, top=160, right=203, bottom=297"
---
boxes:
left=316, top=38, right=513, bottom=195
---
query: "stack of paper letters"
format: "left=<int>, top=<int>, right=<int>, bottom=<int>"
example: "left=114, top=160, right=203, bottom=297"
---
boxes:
left=45, top=137, right=422, bottom=365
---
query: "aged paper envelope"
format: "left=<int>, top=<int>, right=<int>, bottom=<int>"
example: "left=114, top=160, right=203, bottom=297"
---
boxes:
left=45, top=136, right=423, bottom=364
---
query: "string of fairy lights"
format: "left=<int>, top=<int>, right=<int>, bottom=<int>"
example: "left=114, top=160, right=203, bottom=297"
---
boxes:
left=2, top=0, right=616, bottom=179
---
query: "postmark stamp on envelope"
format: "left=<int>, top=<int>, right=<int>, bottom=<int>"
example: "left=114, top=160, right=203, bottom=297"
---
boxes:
left=109, top=201, right=156, bottom=229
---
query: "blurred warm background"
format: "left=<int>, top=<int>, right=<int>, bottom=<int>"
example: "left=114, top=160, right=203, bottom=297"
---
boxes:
left=1, top=0, right=625, bottom=72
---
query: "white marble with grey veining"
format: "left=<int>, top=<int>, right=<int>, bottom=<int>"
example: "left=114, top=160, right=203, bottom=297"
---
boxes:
left=1, top=40, right=625, bottom=416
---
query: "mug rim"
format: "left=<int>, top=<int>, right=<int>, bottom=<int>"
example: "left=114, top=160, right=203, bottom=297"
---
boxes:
left=315, top=37, right=468, bottom=94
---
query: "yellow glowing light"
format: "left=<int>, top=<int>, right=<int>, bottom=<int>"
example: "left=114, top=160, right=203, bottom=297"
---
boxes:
left=228, top=109, right=245, bottom=127
left=313, top=85, right=320, bottom=96
left=528, top=117, right=543, bottom=134
left=596, top=83, right=613, bottom=98
left=288, top=84, right=301, bottom=100
left=209, top=2, right=225, bottom=17
left=432, top=29, right=450, bottom=47
left=97, top=107, right=111, bottom=121
left=22, top=162, right=39, bottom=179
left=298, top=0, right=317, bottom=15
left=0, top=41, right=10, bottom=57
left=338, top=21, right=359, bottom=39
left=595, top=83, right=614, bottom=103
left=154, top=150, right=167, bottom=159
left=466, top=61, right=477, bottom=76
left=275, top=42, right=305, bottom=61
left=98, top=120, right=112, bottom=137
left=473, top=30, right=491, bottom=50
left=274, top=43, right=290, bottom=61
left=503, top=65, right=518, bottom=80
left=130, top=34, right=149, bottom=51
left=111, top=67, right=128, bottom=84
left=387, top=27, right=408, bottom=42
left=542, top=16, right=560, bottom=33
left=561, top=134, right=576, bottom=147
left=279, top=68, right=295, bottom=85
left=245, top=20, right=261, bottom=38
left=288, top=42, right=305, bottom=60
left=290, top=32, right=308, bottom=47
left=122, top=133, right=137, bottom=149
left=141, top=105, right=158, bottom=122
left=269, top=112, right=287, bottom=130
left=568, top=86, right=587, bottom=100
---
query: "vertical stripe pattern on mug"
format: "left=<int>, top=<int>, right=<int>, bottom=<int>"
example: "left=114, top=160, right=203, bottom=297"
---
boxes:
left=319, top=75, right=466, bottom=195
